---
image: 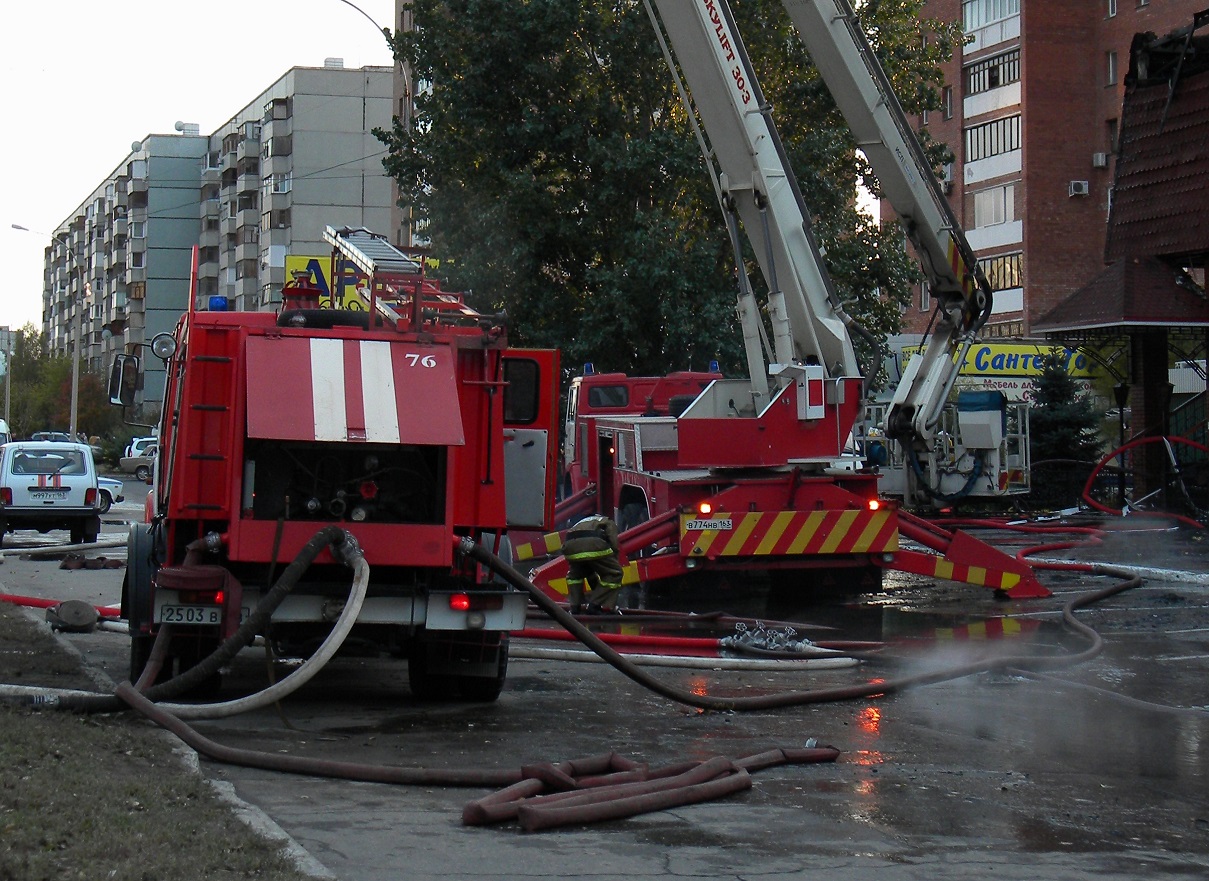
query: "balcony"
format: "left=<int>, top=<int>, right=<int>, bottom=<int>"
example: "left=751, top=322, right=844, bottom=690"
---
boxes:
left=966, top=14, right=1020, bottom=53
left=966, top=220, right=1022, bottom=251
left=237, top=207, right=260, bottom=230
left=126, top=177, right=148, bottom=196
left=964, top=150, right=1022, bottom=186
left=964, top=82, right=1021, bottom=119
left=125, top=266, right=146, bottom=286
left=235, top=240, right=259, bottom=263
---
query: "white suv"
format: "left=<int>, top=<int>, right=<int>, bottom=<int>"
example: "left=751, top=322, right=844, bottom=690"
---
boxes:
left=0, top=441, right=102, bottom=546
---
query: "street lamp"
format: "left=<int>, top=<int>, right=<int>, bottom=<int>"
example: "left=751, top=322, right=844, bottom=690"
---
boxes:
left=11, top=223, right=83, bottom=440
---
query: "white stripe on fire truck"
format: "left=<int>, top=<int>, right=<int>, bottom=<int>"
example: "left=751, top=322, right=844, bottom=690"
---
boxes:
left=360, top=340, right=401, bottom=443
left=310, top=338, right=348, bottom=441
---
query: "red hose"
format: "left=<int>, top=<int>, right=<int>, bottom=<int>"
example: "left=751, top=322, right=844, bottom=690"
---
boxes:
left=515, top=627, right=723, bottom=650
left=0, top=593, right=122, bottom=619
left=1081, top=436, right=1209, bottom=527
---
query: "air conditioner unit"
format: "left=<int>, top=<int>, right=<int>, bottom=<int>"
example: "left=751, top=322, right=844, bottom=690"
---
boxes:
left=1092, top=152, right=1109, bottom=168
left=1068, top=180, right=1090, bottom=197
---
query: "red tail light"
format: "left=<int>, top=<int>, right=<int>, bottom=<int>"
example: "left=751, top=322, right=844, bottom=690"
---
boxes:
left=85, top=488, right=97, bottom=507
left=0, top=488, right=10, bottom=506
left=449, top=593, right=471, bottom=612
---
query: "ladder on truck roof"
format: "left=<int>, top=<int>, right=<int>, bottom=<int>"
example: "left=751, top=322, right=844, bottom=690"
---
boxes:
left=323, top=225, right=482, bottom=331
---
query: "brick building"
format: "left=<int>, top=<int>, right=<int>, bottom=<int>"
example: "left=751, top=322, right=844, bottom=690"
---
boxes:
left=898, top=0, right=1206, bottom=341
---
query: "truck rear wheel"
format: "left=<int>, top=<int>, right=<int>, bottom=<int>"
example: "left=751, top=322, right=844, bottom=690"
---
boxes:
left=457, top=637, right=509, bottom=702
left=408, top=631, right=509, bottom=702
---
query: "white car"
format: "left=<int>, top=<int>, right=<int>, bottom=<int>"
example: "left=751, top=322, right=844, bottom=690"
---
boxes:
left=97, top=476, right=125, bottom=514
left=0, top=441, right=102, bottom=545
left=124, top=436, right=158, bottom=458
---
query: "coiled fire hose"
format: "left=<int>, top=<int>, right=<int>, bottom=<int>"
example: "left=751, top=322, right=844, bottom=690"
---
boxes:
left=5, top=525, right=360, bottom=715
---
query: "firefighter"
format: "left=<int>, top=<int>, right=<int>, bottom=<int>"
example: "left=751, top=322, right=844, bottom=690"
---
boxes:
left=562, top=514, right=623, bottom=614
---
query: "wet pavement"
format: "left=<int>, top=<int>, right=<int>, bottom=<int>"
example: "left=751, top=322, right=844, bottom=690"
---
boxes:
left=2, top=504, right=1207, bottom=880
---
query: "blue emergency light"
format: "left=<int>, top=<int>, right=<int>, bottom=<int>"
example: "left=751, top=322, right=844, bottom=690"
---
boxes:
left=207, top=296, right=230, bottom=312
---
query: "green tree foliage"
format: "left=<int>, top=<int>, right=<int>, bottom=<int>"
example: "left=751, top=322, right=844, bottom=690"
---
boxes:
left=3, top=323, right=119, bottom=442
left=379, top=0, right=962, bottom=381
left=1030, top=350, right=1103, bottom=465
left=1029, top=350, right=1103, bottom=508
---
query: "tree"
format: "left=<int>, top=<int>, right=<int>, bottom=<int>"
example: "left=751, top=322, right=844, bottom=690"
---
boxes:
left=5, top=323, right=121, bottom=442
left=1029, top=350, right=1103, bottom=507
left=379, top=0, right=963, bottom=383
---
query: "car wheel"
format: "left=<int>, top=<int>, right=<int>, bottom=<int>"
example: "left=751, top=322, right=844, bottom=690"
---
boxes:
left=135, top=465, right=150, bottom=481
left=98, top=491, right=112, bottom=514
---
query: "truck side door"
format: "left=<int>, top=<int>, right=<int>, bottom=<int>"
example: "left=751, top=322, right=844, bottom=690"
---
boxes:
left=501, top=349, right=560, bottom=530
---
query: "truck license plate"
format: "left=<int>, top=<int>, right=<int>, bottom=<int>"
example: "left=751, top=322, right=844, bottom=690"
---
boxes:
left=159, top=605, right=222, bottom=625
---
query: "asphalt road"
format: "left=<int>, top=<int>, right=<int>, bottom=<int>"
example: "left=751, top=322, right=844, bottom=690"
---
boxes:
left=2, top=486, right=1207, bottom=881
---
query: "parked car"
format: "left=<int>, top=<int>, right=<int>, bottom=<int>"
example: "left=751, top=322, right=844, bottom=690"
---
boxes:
left=0, top=441, right=101, bottom=545
left=97, top=475, right=125, bottom=514
left=30, top=431, right=72, bottom=443
left=119, top=445, right=157, bottom=482
left=124, top=436, right=158, bottom=459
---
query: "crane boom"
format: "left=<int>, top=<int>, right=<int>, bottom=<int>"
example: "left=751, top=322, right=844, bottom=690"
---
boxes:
left=777, top=0, right=993, bottom=450
left=648, top=0, right=861, bottom=415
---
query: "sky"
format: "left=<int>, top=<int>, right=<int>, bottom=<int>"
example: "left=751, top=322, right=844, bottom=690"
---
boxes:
left=1, top=0, right=396, bottom=333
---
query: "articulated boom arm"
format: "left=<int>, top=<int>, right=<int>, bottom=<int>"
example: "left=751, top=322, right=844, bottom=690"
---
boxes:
left=649, top=0, right=860, bottom=415
left=778, top=0, right=993, bottom=447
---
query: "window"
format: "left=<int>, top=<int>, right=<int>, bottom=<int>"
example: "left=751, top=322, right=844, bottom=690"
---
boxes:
left=971, top=183, right=1017, bottom=227
left=128, top=221, right=145, bottom=239
left=919, top=280, right=931, bottom=312
left=1108, top=0, right=1117, bottom=16
left=962, top=0, right=1019, bottom=31
left=964, top=50, right=1020, bottom=95
left=1106, top=51, right=1118, bottom=86
left=964, top=114, right=1021, bottom=162
left=1107, top=118, right=1119, bottom=153
left=130, top=251, right=145, bottom=269
left=503, top=359, right=541, bottom=424
left=942, top=86, right=953, bottom=120
left=588, top=385, right=629, bottom=408
left=976, top=252, right=1022, bottom=292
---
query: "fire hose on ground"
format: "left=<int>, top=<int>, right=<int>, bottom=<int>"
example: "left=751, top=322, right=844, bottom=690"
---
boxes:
left=1, top=525, right=363, bottom=715
left=3, top=519, right=1203, bottom=832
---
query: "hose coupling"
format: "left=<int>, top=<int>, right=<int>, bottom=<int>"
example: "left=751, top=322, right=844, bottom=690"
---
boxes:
left=330, top=530, right=363, bottom=567
left=456, top=536, right=478, bottom=557
left=202, top=532, right=225, bottom=553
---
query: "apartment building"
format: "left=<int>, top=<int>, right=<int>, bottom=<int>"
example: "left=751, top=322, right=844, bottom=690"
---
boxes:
left=42, top=62, right=395, bottom=411
left=900, top=0, right=1205, bottom=342
left=199, top=63, right=395, bottom=311
left=42, top=134, right=208, bottom=407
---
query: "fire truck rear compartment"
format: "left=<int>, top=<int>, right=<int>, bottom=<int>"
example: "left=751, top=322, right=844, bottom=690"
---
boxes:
left=244, top=440, right=445, bottom=524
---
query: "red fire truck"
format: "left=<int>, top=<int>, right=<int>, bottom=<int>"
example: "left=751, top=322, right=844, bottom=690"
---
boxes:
left=111, top=227, right=559, bottom=699
left=521, top=0, right=1045, bottom=602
